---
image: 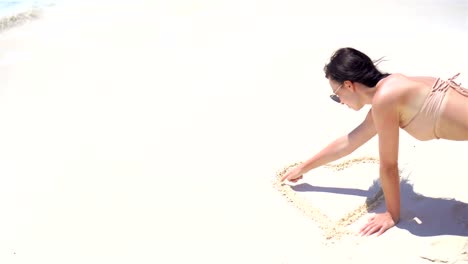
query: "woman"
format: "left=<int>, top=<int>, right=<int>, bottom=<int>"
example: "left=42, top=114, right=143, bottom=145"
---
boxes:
left=280, top=47, right=468, bottom=236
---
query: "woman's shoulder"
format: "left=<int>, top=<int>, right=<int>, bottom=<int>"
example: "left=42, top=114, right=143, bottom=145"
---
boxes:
left=378, top=73, right=437, bottom=88
left=377, top=73, right=411, bottom=88
left=374, top=73, right=412, bottom=102
left=377, top=73, right=437, bottom=94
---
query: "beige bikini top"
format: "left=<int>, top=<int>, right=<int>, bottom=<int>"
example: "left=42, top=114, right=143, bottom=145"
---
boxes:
left=400, top=73, right=468, bottom=140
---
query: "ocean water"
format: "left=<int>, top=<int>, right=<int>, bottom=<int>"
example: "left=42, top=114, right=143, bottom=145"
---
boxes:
left=0, top=0, right=62, bottom=17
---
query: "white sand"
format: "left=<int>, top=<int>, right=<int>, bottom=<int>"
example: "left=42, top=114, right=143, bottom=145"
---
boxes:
left=0, top=0, right=467, bottom=263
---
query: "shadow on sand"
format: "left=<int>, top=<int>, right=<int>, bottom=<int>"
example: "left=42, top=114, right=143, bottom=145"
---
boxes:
left=291, top=178, right=468, bottom=237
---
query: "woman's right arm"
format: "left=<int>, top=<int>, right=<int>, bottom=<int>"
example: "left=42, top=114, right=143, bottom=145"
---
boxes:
left=281, top=109, right=377, bottom=182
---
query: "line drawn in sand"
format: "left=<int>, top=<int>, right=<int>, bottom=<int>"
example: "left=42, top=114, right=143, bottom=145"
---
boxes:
left=273, top=157, right=390, bottom=241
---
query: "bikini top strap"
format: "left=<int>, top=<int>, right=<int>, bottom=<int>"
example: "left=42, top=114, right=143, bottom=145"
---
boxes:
left=448, top=73, right=461, bottom=86
left=447, top=73, right=468, bottom=97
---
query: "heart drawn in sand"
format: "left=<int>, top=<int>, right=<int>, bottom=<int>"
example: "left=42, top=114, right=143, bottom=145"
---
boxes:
left=273, top=157, right=386, bottom=240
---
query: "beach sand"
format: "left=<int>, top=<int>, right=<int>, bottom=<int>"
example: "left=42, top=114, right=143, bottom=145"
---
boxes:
left=0, top=0, right=467, bottom=263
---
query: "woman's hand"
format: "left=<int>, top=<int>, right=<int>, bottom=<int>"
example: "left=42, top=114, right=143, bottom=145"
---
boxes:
left=359, top=211, right=397, bottom=236
left=280, top=165, right=304, bottom=183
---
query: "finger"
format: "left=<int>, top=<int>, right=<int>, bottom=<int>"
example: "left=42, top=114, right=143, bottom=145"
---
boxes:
left=361, top=227, right=373, bottom=236
left=376, top=226, right=387, bottom=236
left=280, top=172, right=290, bottom=182
left=359, top=223, right=370, bottom=233
left=359, top=223, right=373, bottom=235
left=290, top=175, right=303, bottom=183
left=364, top=225, right=380, bottom=236
left=360, top=220, right=379, bottom=236
left=360, top=217, right=376, bottom=231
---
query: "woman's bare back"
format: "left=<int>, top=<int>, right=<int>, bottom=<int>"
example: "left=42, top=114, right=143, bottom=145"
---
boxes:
left=393, top=74, right=468, bottom=141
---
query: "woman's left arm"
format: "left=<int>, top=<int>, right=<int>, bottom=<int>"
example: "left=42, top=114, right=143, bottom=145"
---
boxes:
left=360, top=88, right=401, bottom=236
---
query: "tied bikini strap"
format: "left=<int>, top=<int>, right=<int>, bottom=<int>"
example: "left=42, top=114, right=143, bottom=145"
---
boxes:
left=421, top=73, right=467, bottom=139
left=423, top=73, right=468, bottom=115
left=447, top=73, right=468, bottom=96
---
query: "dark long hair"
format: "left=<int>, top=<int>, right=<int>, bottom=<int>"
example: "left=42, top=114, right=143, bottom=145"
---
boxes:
left=324, top=47, right=390, bottom=87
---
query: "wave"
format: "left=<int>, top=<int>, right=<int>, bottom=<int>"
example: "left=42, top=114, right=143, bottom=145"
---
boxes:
left=0, top=8, right=42, bottom=33
left=0, top=0, right=60, bottom=33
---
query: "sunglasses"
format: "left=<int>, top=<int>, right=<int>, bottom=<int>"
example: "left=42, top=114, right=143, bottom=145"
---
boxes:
left=329, top=84, right=343, bottom=103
